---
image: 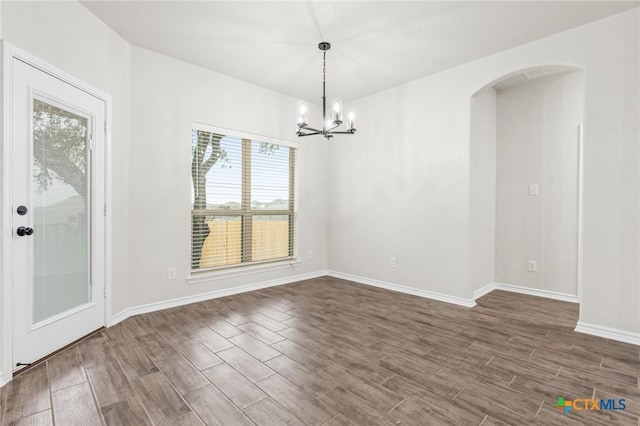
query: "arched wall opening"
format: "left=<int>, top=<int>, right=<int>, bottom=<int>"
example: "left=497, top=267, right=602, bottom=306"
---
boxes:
left=470, top=65, right=585, bottom=304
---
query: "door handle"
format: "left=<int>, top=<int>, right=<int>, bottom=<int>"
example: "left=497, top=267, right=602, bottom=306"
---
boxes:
left=16, top=226, right=34, bottom=236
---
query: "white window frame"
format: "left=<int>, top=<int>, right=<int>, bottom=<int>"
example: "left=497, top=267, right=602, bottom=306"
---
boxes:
left=187, top=123, right=299, bottom=284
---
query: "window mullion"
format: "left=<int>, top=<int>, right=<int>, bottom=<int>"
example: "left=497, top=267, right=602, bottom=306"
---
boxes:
left=241, top=138, right=252, bottom=263
left=288, top=148, right=296, bottom=258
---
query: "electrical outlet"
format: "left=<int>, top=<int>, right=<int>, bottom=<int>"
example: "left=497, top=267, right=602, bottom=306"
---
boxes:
left=528, top=260, right=537, bottom=272
left=529, top=184, right=539, bottom=196
left=390, top=257, right=397, bottom=268
left=307, top=250, right=313, bottom=260
left=168, top=267, right=177, bottom=280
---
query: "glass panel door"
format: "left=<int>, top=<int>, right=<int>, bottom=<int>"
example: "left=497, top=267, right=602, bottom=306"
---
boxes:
left=12, top=56, right=105, bottom=370
left=32, top=99, right=90, bottom=323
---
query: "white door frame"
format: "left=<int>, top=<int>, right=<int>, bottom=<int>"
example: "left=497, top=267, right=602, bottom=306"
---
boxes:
left=1, top=42, right=113, bottom=386
left=576, top=123, right=584, bottom=304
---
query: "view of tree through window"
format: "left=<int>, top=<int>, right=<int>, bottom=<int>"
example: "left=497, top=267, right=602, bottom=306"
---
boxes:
left=32, top=99, right=90, bottom=321
left=191, top=127, right=295, bottom=270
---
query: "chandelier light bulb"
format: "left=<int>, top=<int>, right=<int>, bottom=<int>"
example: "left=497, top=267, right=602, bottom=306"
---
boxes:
left=332, top=98, right=343, bottom=124
left=348, top=110, right=357, bottom=132
left=297, top=101, right=308, bottom=128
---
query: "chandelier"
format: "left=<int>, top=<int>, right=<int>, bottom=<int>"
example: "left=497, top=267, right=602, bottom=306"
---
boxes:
left=296, top=42, right=357, bottom=139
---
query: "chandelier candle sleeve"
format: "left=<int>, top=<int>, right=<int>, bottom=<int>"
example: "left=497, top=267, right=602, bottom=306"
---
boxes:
left=297, top=101, right=308, bottom=128
left=296, top=42, right=357, bottom=139
left=332, top=98, right=343, bottom=124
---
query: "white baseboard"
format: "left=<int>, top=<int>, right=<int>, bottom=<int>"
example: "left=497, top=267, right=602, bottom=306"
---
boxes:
left=0, top=372, right=7, bottom=387
left=472, top=282, right=497, bottom=300
left=327, top=270, right=477, bottom=308
left=473, top=283, right=637, bottom=346
left=474, top=282, right=578, bottom=303
left=109, top=269, right=328, bottom=326
left=575, top=321, right=640, bottom=346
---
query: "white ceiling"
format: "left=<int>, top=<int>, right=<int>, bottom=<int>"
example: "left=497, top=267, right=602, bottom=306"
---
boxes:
left=82, top=1, right=638, bottom=102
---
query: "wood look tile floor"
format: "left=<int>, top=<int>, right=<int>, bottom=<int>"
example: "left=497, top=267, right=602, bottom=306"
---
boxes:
left=1, top=276, right=638, bottom=425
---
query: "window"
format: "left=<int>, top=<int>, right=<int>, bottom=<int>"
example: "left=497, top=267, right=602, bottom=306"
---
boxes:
left=191, top=124, right=296, bottom=272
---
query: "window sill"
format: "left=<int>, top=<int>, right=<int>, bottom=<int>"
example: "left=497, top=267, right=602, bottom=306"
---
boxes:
left=187, top=259, right=301, bottom=285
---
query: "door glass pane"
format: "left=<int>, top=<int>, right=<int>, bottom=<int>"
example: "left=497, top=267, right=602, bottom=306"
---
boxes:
left=32, top=99, right=90, bottom=323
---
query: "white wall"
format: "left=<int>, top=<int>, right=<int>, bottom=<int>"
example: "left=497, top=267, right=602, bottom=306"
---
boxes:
left=469, top=88, right=496, bottom=294
left=328, top=75, right=473, bottom=300
left=495, top=71, right=583, bottom=296
left=329, top=9, right=639, bottom=336
left=127, top=47, right=328, bottom=310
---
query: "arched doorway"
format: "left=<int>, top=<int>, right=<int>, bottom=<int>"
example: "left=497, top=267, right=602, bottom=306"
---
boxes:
left=470, top=65, right=585, bottom=303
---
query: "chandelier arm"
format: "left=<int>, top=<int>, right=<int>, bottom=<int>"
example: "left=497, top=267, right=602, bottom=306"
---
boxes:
left=297, top=131, right=323, bottom=137
left=326, top=122, right=340, bottom=132
left=300, top=126, right=322, bottom=133
left=327, top=130, right=356, bottom=135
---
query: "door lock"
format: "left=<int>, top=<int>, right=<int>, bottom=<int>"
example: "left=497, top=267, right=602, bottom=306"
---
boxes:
left=17, top=205, right=28, bottom=215
left=16, top=226, right=34, bottom=236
